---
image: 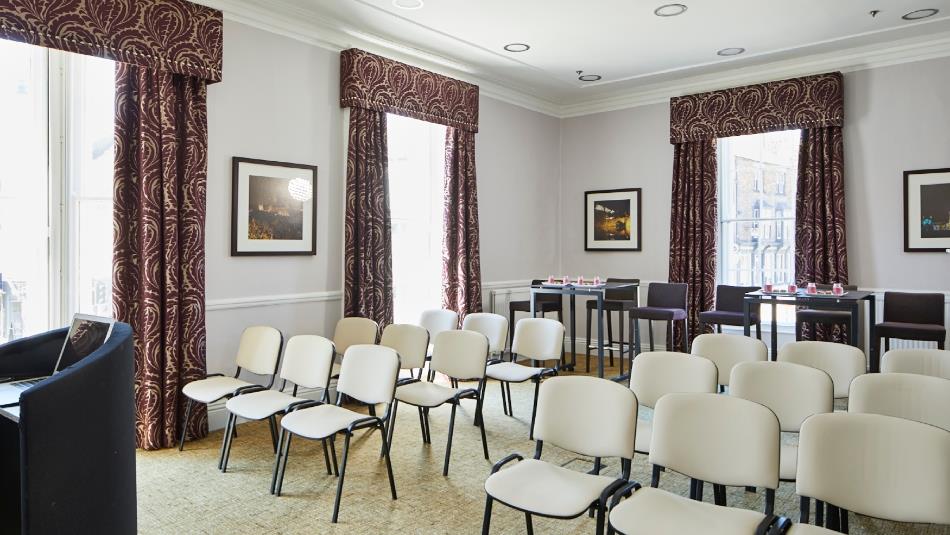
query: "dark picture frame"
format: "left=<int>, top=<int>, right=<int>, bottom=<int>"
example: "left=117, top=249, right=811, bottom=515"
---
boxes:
left=231, top=157, right=318, bottom=256
left=584, top=188, right=642, bottom=251
left=903, top=168, right=950, bottom=253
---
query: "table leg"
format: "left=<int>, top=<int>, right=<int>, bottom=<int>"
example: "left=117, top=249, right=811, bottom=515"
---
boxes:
left=743, top=300, right=751, bottom=337
left=849, top=303, right=859, bottom=348
left=770, top=301, right=778, bottom=361
left=570, top=294, right=577, bottom=370
left=868, top=295, right=878, bottom=373
left=530, top=289, right=536, bottom=317
left=597, top=294, right=605, bottom=379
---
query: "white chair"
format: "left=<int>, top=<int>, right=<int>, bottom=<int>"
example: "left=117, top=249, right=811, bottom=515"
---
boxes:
left=881, top=348, right=950, bottom=380
left=483, top=375, right=638, bottom=535
left=220, top=335, right=336, bottom=481
left=332, top=316, right=379, bottom=356
left=730, top=361, right=834, bottom=523
left=379, top=323, right=429, bottom=380
left=462, top=312, right=508, bottom=358
left=179, top=326, right=282, bottom=451
left=777, top=341, right=864, bottom=399
left=797, top=412, right=950, bottom=531
left=849, top=372, right=950, bottom=432
left=628, top=351, right=718, bottom=462
left=419, top=308, right=459, bottom=380
left=485, top=317, right=561, bottom=439
left=389, top=330, right=489, bottom=475
left=690, top=333, right=767, bottom=389
left=274, top=344, right=399, bottom=524
left=649, top=393, right=781, bottom=515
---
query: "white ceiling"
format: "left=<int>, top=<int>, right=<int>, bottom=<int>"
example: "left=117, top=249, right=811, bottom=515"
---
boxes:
left=204, top=0, right=950, bottom=115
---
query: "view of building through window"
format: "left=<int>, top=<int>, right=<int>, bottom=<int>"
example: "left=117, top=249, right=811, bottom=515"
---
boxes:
left=0, top=40, right=114, bottom=343
left=718, top=129, right=800, bottom=325
left=387, top=114, right=446, bottom=324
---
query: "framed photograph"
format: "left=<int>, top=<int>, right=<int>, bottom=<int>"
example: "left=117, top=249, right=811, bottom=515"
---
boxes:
left=584, top=188, right=642, bottom=251
left=904, top=168, right=950, bottom=252
left=231, top=157, right=317, bottom=256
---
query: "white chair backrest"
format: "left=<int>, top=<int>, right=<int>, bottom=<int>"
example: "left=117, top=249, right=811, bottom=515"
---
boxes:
left=511, top=318, right=564, bottom=361
left=690, top=333, right=767, bottom=386
left=730, top=361, right=834, bottom=433
left=430, top=330, right=489, bottom=380
left=881, top=348, right=950, bottom=380
left=797, top=412, right=950, bottom=525
left=379, top=324, right=429, bottom=371
left=777, top=341, right=865, bottom=398
left=333, top=317, right=379, bottom=355
left=235, top=326, right=283, bottom=376
left=419, top=309, right=459, bottom=337
left=629, top=351, right=718, bottom=408
left=461, top=313, right=508, bottom=354
left=650, top=393, right=780, bottom=489
left=336, top=345, right=399, bottom=406
left=279, top=335, right=335, bottom=390
left=534, top=376, right=638, bottom=459
left=849, top=373, right=950, bottom=432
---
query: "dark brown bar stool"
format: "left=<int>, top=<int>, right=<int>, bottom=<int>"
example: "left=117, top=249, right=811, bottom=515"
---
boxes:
left=509, top=279, right=563, bottom=355
left=629, top=282, right=689, bottom=354
left=699, top=285, right=761, bottom=339
left=795, top=284, right=858, bottom=341
left=872, top=292, right=946, bottom=369
left=584, top=277, right=640, bottom=373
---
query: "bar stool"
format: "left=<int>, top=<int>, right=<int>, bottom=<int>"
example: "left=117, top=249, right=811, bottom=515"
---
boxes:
left=584, top=277, right=639, bottom=373
left=508, top=279, right=562, bottom=355
left=872, top=292, right=946, bottom=372
left=698, top=285, right=761, bottom=339
left=628, top=282, right=689, bottom=354
left=795, top=284, right=858, bottom=342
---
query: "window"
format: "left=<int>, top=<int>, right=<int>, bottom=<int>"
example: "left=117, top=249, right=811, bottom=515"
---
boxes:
left=387, top=114, right=446, bottom=324
left=0, top=40, right=114, bottom=343
left=718, top=129, right=799, bottom=324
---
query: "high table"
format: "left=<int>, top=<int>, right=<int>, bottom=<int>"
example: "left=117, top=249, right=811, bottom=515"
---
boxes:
left=742, top=290, right=878, bottom=371
left=530, top=281, right=639, bottom=382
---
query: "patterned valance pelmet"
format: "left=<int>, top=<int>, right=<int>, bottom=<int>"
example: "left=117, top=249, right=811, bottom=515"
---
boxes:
left=0, top=0, right=223, bottom=82
left=669, top=72, right=843, bottom=144
left=340, top=48, right=479, bottom=133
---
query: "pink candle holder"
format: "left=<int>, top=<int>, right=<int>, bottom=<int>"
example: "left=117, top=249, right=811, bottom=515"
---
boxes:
left=577, top=276, right=585, bottom=285
left=547, top=275, right=555, bottom=284
left=787, top=283, right=798, bottom=293
left=562, top=275, right=570, bottom=285
left=763, top=282, right=773, bottom=293
left=807, top=283, right=817, bottom=294
left=593, top=276, right=602, bottom=285
left=832, top=282, right=844, bottom=296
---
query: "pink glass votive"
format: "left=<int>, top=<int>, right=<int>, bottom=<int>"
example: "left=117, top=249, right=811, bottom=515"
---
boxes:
left=832, top=283, right=844, bottom=296
left=788, top=283, right=798, bottom=293
left=593, top=276, right=602, bottom=285
left=562, top=275, right=570, bottom=285
left=547, top=275, right=555, bottom=284
left=807, top=283, right=817, bottom=294
left=763, top=282, right=773, bottom=293
left=577, top=276, right=585, bottom=285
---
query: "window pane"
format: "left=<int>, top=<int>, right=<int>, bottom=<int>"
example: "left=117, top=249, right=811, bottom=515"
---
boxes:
left=67, top=53, right=115, bottom=318
left=387, top=114, right=446, bottom=324
left=0, top=41, right=49, bottom=342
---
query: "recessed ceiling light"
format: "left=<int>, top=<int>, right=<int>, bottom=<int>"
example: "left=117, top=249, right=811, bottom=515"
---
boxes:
left=503, top=43, right=530, bottom=53
left=578, top=74, right=602, bottom=82
left=717, top=47, right=746, bottom=56
left=392, top=0, right=423, bottom=9
left=902, top=8, right=939, bottom=20
left=654, top=3, right=688, bottom=17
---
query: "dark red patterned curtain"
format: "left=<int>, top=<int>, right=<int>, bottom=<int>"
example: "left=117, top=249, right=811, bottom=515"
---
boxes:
left=668, top=140, right=718, bottom=346
left=344, top=107, right=394, bottom=326
left=443, top=127, right=483, bottom=318
left=796, top=127, right=848, bottom=285
left=113, top=64, right=209, bottom=450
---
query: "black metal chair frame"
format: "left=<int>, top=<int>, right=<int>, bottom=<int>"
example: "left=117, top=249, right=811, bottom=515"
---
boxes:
left=488, top=356, right=557, bottom=440
left=584, top=278, right=640, bottom=373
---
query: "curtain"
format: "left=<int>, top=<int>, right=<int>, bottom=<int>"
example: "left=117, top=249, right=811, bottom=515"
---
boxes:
left=668, top=139, right=718, bottom=346
left=442, top=127, right=483, bottom=318
left=113, top=64, right=209, bottom=450
left=344, top=107, right=394, bottom=326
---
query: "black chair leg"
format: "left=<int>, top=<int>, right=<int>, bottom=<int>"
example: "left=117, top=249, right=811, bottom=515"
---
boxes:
left=525, top=513, right=534, bottom=535
left=331, top=432, right=352, bottom=523
left=765, top=488, right=775, bottom=516
left=666, top=320, right=673, bottom=352
left=796, top=319, right=803, bottom=341
left=179, top=398, right=194, bottom=451
left=270, top=429, right=287, bottom=494
left=648, top=320, right=655, bottom=351
left=529, top=378, right=541, bottom=440
left=651, top=464, right=662, bottom=488
left=220, top=413, right=238, bottom=473
left=755, top=320, right=762, bottom=340
left=481, top=496, right=493, bottom=535
left=476, top=389, right=490, bottom=460
left=800, top=496, right=810, bottom=524
left=816, top=500, right=825, bottom=526
left=586, top=307, right=593, bottom=372
left=380, top=423, right=397, bottom=500
left=607, top=310, right=615, bottom=366
left=328, top=435, right=339, bottom=476
left=713, top=484, right=726, bottom=506
left=274, top=432, right=293, bottom=496
left=506, top=382, right=514, bottom=417
left=268, top=415, right=279, bottom=453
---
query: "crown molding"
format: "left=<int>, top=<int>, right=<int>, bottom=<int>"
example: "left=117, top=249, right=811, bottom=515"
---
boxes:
left=198, top=0, right=950, bottom=119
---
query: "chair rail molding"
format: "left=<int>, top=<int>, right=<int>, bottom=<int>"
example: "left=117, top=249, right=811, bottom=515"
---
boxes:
left=206, top=291, right=343, bottom=312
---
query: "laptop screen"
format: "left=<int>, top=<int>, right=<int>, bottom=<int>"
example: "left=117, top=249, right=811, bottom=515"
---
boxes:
left=54, top=315, right=115, bottom=373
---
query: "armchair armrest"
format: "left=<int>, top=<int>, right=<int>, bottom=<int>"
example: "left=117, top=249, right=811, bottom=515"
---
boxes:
left=286, top=399, right=323, bottom=413
left=608, top=480, right=642, bottom=511
left=490, top=453, right=524, bottom=474
left=233, top=384, right=268, bottom=396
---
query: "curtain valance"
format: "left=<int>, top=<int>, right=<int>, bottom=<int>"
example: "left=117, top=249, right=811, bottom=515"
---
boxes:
left=669, top=72, right=843, bottom=144
left=340, top=48, right=479, bottom=133
left=0, top=0, right=223, bottom=82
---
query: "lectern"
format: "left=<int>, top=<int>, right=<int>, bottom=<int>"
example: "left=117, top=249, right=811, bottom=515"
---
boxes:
left=0, top=323, right=136, bottom=534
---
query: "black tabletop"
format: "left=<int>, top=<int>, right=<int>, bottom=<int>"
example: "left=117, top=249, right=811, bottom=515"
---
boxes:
left=745, top=290, right=873, bottom=301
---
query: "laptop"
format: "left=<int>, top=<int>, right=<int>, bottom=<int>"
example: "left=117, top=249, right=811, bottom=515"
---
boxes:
left=0, top=314, right=114, bottom=408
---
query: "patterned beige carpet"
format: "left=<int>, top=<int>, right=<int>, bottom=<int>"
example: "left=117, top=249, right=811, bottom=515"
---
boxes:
left=137, top=363, right=949, bottom=534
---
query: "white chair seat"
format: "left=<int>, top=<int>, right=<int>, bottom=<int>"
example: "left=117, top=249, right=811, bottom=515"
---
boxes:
left=780, top=442, right=797, bottom=481
left=182, top=376, right=254, bottom=404
left=484, top=458, right=616, bottom=518
left=609, top=487, right=766, bottom=535
left=395, top=381, right=458, bottom=407
left=280, top=404, right=364, bottom=440
left=635, top=418, right=652, bottom=454
left=225, top=390, right=304, bottom=421
left=486, top=362, right=544, bottom=383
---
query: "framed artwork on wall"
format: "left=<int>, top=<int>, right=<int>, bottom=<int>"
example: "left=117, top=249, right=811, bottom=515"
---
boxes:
left=231, top=157, right=318, bottom=256
left=904, top=168, right=950, bottom=252
left=584, top=188, right=642, bottom=251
